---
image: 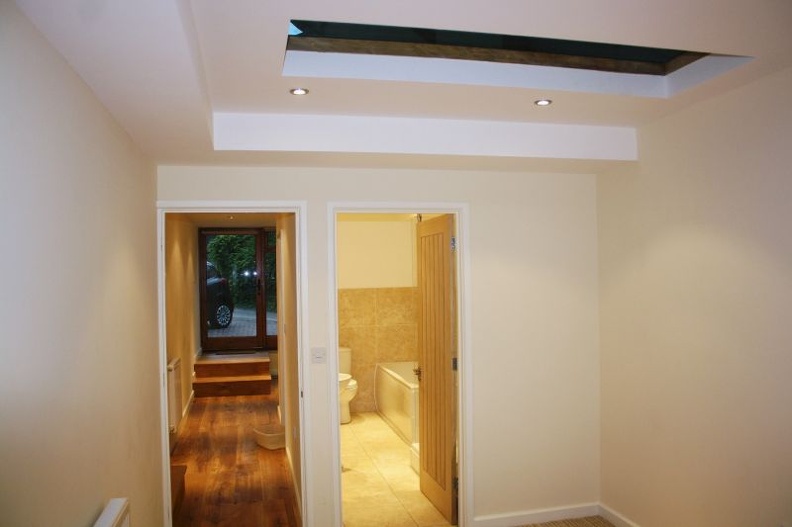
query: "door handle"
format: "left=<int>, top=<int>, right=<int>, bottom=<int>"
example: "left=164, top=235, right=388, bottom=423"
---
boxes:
left=413, top=366, right=422, bottom=382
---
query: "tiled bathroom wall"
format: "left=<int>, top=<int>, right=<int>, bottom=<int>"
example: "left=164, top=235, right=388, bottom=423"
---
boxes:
left=338, top=287, right=418, bottom=413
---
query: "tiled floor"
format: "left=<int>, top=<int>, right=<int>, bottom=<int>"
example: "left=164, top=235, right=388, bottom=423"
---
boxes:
left=341, top=412, right=451, bottom=527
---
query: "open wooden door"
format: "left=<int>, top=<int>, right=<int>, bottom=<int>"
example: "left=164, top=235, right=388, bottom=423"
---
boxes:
left=417, top=214, right=458, bottom=525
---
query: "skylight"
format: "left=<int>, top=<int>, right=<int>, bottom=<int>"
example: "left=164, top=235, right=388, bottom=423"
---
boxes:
left=287, top=20, right=707, bottom=76
left=283, top=20, right=751, bottom=99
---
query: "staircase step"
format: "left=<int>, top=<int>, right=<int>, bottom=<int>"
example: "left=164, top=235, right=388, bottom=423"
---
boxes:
left=193, top=374, right=271, bottom=397
left=194, top=357, right=270, bottom=378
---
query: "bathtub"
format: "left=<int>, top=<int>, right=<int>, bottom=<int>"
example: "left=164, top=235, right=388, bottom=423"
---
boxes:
left=375, top=361, right=420, bottom=470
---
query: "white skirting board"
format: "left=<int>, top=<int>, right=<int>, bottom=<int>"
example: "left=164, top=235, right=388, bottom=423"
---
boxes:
left=285, top=446, right=303, bottom=519
left=599, top=503, right=641, bottom=527
left=474, top=503, right=600, bottom=526
left=472, top=502, right=639, bottom=527
left=93, top=497, right=130, bottom=527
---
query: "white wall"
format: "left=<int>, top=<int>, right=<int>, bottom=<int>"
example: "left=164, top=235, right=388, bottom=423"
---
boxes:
left=158, top=166, right=601, bottom=525
left=598, top=67, right=792, bottom=526
left=0, top=2, right=161, bottom=525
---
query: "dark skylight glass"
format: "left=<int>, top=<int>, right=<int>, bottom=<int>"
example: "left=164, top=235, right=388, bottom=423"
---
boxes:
left=288, top=20, right=707, bottom=75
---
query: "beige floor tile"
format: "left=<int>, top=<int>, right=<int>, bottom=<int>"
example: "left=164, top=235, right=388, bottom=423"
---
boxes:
left=340, top=440, right=367, bottom=459
left=342, top=412, right=451, bottom=527
left=340, top=423, right=358, bottom=441
left=342, top=500, right=417, bottom=527
left=342, top=470, right=392, bottom=499
left=367, top=447, right=411, bottom=467
left=394, top=489, right=448, bottom=526
left=378, top=465, right=419, bottom=492
left=341, top=452, right=377, bottom=473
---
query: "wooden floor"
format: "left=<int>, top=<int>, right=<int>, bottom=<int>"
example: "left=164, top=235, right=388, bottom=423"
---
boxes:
left=171, top=380, right=301, bottom=527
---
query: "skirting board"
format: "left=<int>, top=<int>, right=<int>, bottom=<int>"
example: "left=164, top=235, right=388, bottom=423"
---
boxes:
left=473, top=503, right=639, bottom=527
left=599, top=504, right=640, bottom=527
left=285, top=447, right=302, bottom=517
left=474, top=503, right=600, bottom=526
left=169, top=390, right=195, bottom=453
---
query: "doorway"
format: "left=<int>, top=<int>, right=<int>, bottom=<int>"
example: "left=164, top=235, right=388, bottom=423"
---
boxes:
left=158, top=207, right=307, bottom=527
left=334, top=211, right=461, bottom=526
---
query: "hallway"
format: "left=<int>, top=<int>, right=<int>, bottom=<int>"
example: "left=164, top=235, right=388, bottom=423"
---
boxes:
left=170, top=383, right=300, bottom=527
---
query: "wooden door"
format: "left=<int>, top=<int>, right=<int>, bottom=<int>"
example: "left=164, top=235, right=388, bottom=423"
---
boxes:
left=417, top=214, right=458, bottom=524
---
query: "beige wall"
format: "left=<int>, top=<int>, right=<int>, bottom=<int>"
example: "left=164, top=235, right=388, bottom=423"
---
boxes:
left=337, top=218, right=416, bottom=288
left=0, top=2, right=162, bottom=526
left=598, top=66, right=792, bottom=526
left=158, top=166, right=601, bottom=524
left=164, top=214, right=200, bottom=440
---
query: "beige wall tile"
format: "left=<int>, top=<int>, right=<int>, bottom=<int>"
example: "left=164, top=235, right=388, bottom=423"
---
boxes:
left=376, top=324, right=418, bottom=363
left=340, top=287, right=419, bottom=414
left=338, top=288, right=377, bottom=328
left=376, top=287, right=418, bottom=325
left=339, top=324, right=377, bottom=412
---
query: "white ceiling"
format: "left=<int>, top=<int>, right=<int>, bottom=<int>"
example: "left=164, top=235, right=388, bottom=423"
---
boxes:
left=13, top=0, right=792, bottom=170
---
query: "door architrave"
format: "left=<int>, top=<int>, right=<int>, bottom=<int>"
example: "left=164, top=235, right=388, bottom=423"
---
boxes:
left=156, top=201, right=310, bottom=527
left=327, top=202, right=472, bottom=527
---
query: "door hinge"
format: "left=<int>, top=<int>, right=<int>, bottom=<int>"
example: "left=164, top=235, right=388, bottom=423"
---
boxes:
left=450, top=236, right=457, bottom=252
left=452, top=477, right=459, bottom=491
left=452, top=357, right=458, bottom=371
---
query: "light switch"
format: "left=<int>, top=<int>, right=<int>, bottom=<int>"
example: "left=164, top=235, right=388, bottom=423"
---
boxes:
left=311, top=346, right=326, bottom=363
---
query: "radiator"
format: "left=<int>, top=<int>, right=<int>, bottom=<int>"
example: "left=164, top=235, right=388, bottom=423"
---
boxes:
left=167, top=357, right=183, bottom=433
left=93, top=498, right=130, bottom=527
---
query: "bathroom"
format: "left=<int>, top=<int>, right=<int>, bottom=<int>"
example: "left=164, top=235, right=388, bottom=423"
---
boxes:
left=336, top=212, right=452, bottom=527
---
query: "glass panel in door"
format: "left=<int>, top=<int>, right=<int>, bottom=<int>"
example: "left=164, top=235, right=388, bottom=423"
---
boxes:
left=200, top=230, right=265, bottom=351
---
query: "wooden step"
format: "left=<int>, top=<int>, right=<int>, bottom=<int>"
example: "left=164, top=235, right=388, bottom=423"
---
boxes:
left=194, top=357, right=270, bottom=378
left=193, top=374, right=271, bottom=397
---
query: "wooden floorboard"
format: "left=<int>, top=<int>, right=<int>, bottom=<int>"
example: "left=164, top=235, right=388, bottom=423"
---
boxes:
left=171, top=381, right=301, bottom=527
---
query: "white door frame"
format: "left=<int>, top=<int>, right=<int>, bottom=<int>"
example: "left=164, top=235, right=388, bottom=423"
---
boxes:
left=156, top=200, right=310, bottom=527
left=327, top=202, right=473, bottom=526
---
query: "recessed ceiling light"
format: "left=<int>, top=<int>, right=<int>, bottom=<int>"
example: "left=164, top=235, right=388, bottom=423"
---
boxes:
left=534, top=98, right=553, bottom=106
left=290, top=88, right=309, bottom=95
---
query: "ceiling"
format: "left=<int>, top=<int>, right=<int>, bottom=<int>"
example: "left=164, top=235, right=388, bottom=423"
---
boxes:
left=178, top=213, right=279, bottom=228
left=13, top=0, right=792, bottom=171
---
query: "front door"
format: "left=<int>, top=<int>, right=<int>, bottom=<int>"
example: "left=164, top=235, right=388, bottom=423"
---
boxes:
left=199, top=228, right=277, bottom=351
left=417, top=214, right=458, bottom=524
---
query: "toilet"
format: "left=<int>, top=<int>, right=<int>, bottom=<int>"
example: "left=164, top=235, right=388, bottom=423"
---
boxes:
left=338, top=346, right=358, bottom=424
